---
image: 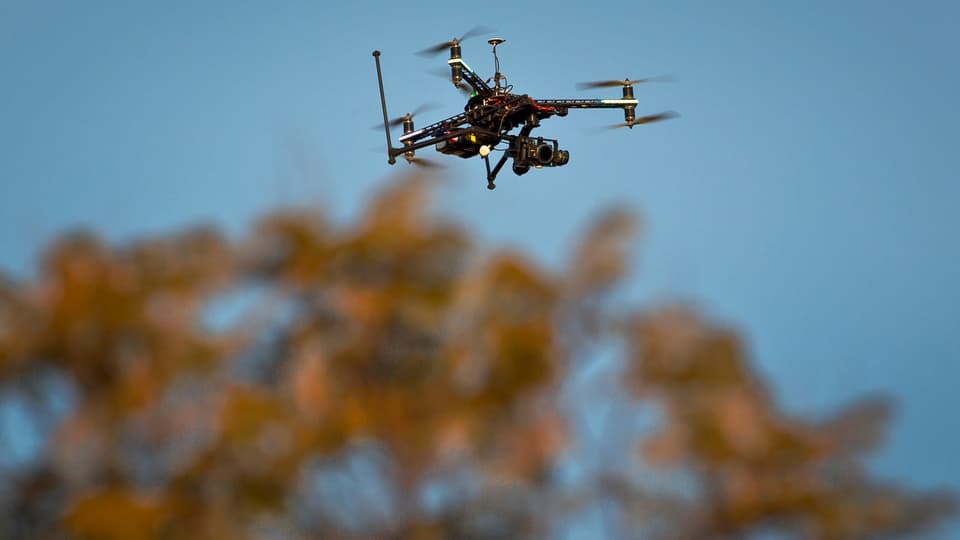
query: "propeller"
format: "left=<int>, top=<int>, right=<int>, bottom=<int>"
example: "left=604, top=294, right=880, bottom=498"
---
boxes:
left=428, top=67, right=474, bottom=96
left=370, top=102, right=440, bottom=130
left=576, top=76, right=671, bottom=90
left=606, top=111, right=679, bottom=130
left=368, top=146, right=443, bottom=168
left=452, top=81, right=473, bottom=96
left=404, top=156, right=443, bottom=168
left=416, top=26, right=494, bottom=57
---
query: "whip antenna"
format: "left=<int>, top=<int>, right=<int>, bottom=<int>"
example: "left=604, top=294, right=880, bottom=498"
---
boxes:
left=488, top=38, right=506, bottom=90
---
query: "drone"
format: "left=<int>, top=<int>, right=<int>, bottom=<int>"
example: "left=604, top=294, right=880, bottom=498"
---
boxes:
left=372, top=29, right=677, bottom=190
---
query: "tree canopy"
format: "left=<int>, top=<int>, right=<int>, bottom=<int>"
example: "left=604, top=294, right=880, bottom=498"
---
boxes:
left=0, top=173, right=954, bottom=539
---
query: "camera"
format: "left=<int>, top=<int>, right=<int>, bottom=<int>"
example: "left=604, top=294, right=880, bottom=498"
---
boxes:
left=511, top=136, right=569, bottom=175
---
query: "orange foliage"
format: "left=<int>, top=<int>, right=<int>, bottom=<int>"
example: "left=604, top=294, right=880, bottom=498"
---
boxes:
left=0, top=172, right=953, bottom=539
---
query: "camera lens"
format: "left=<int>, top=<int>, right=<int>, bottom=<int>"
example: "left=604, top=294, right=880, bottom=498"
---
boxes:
left=535, top=144, right=553, bottom=165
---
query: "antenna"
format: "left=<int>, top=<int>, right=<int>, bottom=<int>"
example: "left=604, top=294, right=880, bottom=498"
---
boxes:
left=371, top=51, right=396, bottom=164
left=488, top=38, right=506, bottom=90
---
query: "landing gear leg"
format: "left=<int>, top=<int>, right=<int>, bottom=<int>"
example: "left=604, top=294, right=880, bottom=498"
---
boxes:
left=483, top=152, right=509, bottom=191
left=483, top=155, right=495, bottom=189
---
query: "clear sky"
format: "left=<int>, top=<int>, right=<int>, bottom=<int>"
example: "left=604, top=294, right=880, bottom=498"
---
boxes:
left=2, top=0, right=958, bottom=526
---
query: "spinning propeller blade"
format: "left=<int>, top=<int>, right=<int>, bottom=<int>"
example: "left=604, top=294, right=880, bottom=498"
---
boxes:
left=416, top=26, right=494, bottom=57
left=405, top=156, right=443, bottom=168
left=606, top=111, right=679, bottom=130
left=576, top=76, right=671, bottom=90
left=455, top=81, right=473, bottom=96
left=427, top=68, right=474, bottom=95
left=370, top=102, right=440, bottom=129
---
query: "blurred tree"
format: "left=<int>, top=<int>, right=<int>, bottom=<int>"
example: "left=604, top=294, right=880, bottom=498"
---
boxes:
left=0, top=172, right=954, bottom=539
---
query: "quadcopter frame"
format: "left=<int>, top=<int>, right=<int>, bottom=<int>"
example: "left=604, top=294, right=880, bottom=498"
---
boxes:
left=372, top=38, right=671, bottom=189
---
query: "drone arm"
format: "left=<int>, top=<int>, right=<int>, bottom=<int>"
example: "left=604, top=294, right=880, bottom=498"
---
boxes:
left=387, top=136, right=447, bottom=159
left=538, top=97, right=642, bottom=125
left=390, top=127, right=493, bottom=158
left=537, top=98, right=638, bottom=111
left=448, top=57, right=491, bottom=94
left=398, top=113, right=469, bottom=144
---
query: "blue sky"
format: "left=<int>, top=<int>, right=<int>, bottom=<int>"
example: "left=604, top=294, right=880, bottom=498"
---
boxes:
left=2, top=0, right=958, bottom=524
